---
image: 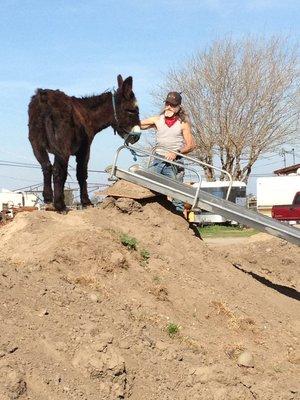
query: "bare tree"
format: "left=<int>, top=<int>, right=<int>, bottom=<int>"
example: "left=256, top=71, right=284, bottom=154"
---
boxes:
left=155, top=37, right=300, bottom=182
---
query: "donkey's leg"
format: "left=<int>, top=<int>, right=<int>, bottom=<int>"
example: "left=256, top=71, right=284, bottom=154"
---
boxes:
left=76, top=146, right=92, bottom=207
left=31, top=145, right=53, bottom=204
left=53, top=154, right=69, bottom=211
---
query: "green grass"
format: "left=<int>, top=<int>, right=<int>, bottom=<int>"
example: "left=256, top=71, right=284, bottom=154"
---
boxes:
left=198, top=225, right=258, bottom=238
left=167, top=323, right=180, bottom=336
left=120, top=234, right=138, bottom=250
left=140, top=248, right=150, bottom=262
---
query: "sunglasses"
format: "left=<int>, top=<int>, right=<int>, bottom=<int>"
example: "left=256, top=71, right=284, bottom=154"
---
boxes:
left=165, top=102, right=179, bottom=107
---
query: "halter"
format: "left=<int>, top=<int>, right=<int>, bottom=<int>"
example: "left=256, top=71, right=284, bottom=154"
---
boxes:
left=111, top=90, right=141, bottom=145
left=111, top=90, right=119, bottom=134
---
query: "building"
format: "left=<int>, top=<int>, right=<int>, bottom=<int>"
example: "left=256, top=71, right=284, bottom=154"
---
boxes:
left=0, top=189, right=38, bottom=212
left=256, top=163, right=300, bottom=216
left=274, top=163, right=300, bottom=176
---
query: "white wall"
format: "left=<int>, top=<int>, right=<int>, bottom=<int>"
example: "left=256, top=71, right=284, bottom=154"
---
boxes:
left=257, top=176, right=300, bottom=207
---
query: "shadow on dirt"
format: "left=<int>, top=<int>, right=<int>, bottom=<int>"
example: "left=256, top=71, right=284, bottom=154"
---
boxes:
left=232, top=262, right=300, bottom=302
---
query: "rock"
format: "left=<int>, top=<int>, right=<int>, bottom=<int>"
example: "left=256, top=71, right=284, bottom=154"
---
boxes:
left=115, top=198, right=142, bottom=214
left=54, top=374, right=62, bottom=385
left=7, top=346, right=18, bottom=354
left=192, top=366, right=214, bottom=384
left=89, top=293, right=99, bottom=303
left=93, top=333, right=114, bottom=352
left=100, top=197, right=116, bottom=209
left=238, top=351, right=254, bottom=368
left=72, top=343, right=127, bottom=398
left=38, top=308, right=49, bottom=316
left=0, top=366, right=27, bottom=399
left=110, top=252, right=127, bottom=268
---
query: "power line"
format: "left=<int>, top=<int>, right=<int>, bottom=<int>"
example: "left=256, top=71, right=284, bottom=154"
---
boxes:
left=0, top=159, right=108, bottom=173
left=0, top=175, right=41, bottom=183
left=0, top=163, right=40, bottom=169
left=255, top=159, right=282, bottom=168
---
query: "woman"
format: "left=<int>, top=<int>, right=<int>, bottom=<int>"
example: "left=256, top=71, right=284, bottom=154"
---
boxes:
left=140, top=92, right=196, bottom=212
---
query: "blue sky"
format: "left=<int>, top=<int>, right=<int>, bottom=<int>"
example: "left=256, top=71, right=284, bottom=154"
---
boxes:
left=0, top=0, right=299, bottom=194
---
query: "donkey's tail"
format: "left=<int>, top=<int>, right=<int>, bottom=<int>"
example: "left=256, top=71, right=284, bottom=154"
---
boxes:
left=44, top=114, right=64, bottom=155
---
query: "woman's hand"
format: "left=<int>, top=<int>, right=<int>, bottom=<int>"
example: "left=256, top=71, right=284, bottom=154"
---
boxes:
left=165, top=151, right=177, bottom=161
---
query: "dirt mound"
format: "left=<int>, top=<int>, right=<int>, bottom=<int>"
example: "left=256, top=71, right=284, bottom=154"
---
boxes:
left=101, top=179, right=157, bottom=199
left=0, top=198, right=299, bottom=399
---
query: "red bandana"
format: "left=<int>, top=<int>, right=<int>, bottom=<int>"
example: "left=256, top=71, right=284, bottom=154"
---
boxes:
left=164, top=116, right=178, bottom=128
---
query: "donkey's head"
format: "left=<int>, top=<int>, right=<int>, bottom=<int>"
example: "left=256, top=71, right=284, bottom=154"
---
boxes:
left=112, top=75, right=141, bottom=144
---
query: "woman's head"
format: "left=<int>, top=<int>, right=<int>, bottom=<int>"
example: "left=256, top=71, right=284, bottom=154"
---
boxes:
left=164, top=92, right=182, bottom=117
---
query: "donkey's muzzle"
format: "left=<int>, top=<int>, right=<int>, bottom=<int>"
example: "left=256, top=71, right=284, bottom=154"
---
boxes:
left=125, top=125, right=141, bottom=144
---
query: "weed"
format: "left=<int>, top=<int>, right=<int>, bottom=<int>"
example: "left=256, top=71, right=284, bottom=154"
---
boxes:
left=167, top=323, right=180, bottom=336
left=140, top=248, right=150, bottom=262
left=120, top=234, right=138, bottom=250
left=273, top=365, right=283, bottom=373
left=153, top=275, right=161, bottom=284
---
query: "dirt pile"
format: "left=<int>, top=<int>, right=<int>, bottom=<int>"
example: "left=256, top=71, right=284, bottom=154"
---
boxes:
left=0, top=197, right=299, bottom=399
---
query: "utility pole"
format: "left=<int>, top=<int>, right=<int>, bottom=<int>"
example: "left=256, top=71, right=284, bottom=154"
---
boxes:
left=280, top=149, right=287, bottom=167
left=280, top=148, right=296, bottom=167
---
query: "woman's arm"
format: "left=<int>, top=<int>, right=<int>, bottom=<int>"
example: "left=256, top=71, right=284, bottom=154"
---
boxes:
left=140, top=116, right=159, bottom=130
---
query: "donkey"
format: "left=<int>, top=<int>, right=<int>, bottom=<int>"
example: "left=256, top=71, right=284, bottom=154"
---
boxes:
left=28, top=75, right=140, bottom=211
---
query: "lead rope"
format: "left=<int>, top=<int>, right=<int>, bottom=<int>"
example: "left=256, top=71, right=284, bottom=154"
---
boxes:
left=129, top=148, right=138, bottom=161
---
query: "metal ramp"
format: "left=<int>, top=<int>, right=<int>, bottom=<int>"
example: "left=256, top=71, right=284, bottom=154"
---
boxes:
left=109, top=145, right=300, bottom=246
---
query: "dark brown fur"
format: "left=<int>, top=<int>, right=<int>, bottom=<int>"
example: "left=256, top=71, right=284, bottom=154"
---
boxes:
left=28, top=75, right=140, bottom=211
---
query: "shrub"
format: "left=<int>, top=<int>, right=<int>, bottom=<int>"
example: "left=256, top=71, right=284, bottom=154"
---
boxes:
left=140, top=248, right=150, bottom=262
left=167, top=323, right=180, bottom=336
left=120, top=234, right=138, bottom=250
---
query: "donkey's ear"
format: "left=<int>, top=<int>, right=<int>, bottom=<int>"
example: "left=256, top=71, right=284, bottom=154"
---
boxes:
left=117, top=75, right=123, bottom=88
left=122, top=76, right=133, bottom=99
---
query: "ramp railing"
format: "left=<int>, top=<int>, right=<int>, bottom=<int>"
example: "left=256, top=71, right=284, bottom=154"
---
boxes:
left=109, top=144, right=233, bottom=209
left=147, top=145, right=233, bottom=200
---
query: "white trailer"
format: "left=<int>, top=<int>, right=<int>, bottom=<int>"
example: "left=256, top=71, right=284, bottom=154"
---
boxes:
left=191, top=180, right=247, bottom=225
left=256, top=175, right=300, bottom=216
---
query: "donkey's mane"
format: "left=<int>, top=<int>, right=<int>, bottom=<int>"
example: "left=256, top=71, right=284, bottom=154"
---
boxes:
left=77, top=90, right=111, bottom=110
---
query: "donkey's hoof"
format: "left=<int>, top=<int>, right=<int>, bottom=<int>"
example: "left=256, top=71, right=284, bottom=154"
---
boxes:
left=81, top=201, right=93, bottom=208
left=57, top=209, right=68, bottom=215
left=44, top=203, right=56, bottom=211
left=53, top=203, right=67, bottom=213
left=82, top=204, right=94, bottom=209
